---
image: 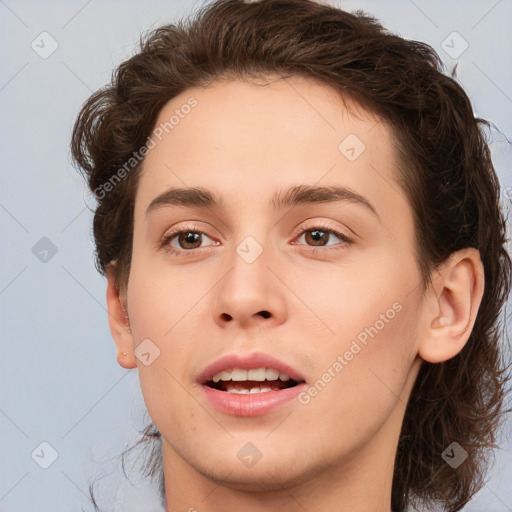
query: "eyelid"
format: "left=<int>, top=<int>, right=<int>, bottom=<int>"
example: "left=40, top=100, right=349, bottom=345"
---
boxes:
left=290, top=220, right=354, bottom=244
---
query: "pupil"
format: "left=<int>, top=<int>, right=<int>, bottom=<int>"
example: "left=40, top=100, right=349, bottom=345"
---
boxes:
left=308, top=229, right=327, bottom=246
left=181, top=231, right=201, bottom=248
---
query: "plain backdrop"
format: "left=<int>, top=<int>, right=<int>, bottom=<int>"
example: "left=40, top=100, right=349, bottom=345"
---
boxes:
left=1, top=1, right=511, bottom=511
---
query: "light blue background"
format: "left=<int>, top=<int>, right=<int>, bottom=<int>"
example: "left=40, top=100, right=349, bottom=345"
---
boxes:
left=1, top=1, right=511, bottom=511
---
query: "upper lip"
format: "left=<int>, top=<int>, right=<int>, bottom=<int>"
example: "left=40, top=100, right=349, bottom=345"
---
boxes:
left=197, top=352, right=306, bottom=384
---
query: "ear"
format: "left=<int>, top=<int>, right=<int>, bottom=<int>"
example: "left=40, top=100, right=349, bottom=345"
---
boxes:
left=106, top=265, right=137, bottom=369
left=418, top=248, right=485, bottom=363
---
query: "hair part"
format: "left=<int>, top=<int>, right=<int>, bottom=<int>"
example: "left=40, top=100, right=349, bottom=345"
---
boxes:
left=71, top=1, right=512, bottom=510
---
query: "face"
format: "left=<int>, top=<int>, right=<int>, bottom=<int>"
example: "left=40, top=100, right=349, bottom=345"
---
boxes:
left=122, top=76, right=426, bottom=491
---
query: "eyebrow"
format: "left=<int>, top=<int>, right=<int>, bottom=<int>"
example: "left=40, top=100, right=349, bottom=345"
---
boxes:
left=146, top=184, right=379, bottom=218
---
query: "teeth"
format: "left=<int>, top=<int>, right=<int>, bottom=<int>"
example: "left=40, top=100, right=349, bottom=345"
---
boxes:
left=231, top=369, right=247, bottom=381
left=226, top=385, right=276, bottom=394
left=248, top=368, right=266, bottom=381
left=266, top=368, right=280, bottom=380
left=229, top=388, right=250, bottom=394
left=211, top=367, right=292, bottom=383
left=213, top=370, right=231, bottom=383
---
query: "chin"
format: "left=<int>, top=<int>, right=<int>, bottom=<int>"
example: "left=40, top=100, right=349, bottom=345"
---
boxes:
left=191, top=452, right=323, bottom=492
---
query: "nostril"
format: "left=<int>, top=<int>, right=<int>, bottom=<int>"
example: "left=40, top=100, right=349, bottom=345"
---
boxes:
left=221, top=313, right=232, bottom=321
left=258, top=311, right=271, bottom=318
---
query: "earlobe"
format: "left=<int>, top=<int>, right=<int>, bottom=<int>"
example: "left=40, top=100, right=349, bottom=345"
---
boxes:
left=116, top=350, right=136, bottom=369
left=418, top=248, right=485, bottom=364
left=106, top=266, right=137, bottom=369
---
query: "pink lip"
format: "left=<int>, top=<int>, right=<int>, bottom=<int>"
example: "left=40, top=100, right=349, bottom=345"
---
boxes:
left=197, top=352, right=307, bottom=417
left=200, top=383, right=308, bottom=416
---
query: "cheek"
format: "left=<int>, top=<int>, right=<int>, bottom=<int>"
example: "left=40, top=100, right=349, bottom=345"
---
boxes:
left=126, top=253, right=208, bottom=340
left=302, top=287, right=420, bottom=440
left=296, top=256, right=420, bottom=424
left=125, top=266, right=197, bottom=425
left=291, top=251, right=415, bottom=350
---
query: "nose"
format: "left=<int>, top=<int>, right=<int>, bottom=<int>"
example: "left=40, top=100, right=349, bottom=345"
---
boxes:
left=213, top=239, right=287, bottom=330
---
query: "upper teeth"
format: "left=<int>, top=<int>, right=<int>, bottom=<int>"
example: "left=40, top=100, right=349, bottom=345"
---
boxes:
left=212, top=368, right=290, bottom=383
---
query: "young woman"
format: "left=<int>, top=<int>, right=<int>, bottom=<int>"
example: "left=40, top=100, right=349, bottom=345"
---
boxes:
left=71, top=0, right=511, bottom=510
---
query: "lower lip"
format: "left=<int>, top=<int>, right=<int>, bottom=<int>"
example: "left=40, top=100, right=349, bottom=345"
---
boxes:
left=200, top=383, right=307, bottom=416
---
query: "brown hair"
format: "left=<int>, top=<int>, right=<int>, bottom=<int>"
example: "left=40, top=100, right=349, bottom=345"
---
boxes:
left=71, top=0, right=512, bottom=510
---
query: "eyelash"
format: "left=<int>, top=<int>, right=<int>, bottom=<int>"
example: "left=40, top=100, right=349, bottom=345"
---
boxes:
left=159, top=222, right=354, bottom=258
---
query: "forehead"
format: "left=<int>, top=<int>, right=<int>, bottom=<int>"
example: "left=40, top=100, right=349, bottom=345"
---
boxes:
left=134, top=76, right=407, bottom=227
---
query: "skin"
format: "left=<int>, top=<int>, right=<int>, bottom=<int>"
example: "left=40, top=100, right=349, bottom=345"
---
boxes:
left=106, top=75, right=484, bottom=512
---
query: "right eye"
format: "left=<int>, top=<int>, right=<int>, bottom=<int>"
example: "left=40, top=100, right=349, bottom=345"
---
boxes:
left=160, top=226, right=220, bottom=257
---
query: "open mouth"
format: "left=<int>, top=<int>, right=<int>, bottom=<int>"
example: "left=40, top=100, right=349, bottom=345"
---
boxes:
left=204, top=367, right=303, bottom=394
left=199, top=358, right=307, bottom=415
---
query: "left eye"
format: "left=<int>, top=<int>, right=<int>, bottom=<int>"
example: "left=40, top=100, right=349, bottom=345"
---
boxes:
left=294, top=228, right=351, bottom=247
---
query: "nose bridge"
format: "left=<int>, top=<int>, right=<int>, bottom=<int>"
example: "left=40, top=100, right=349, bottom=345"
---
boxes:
left=227, top=231, right=271, bottom=300
left=226, top=207, right=273, bottom=276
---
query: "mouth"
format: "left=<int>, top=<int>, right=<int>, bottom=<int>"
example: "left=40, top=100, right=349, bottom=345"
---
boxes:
left=204, top=367, right=302, bottom=394
left=197, top=353, right=307, bottom=416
